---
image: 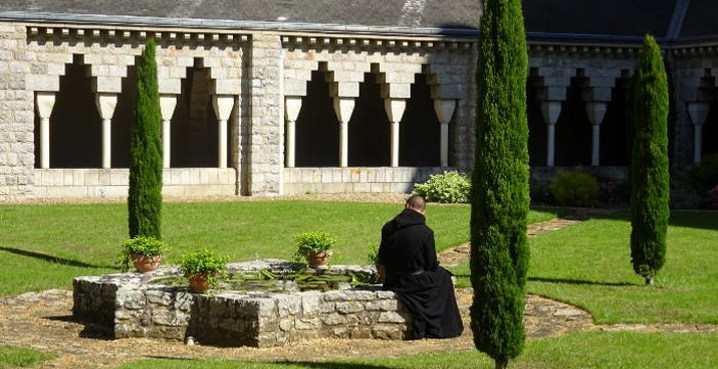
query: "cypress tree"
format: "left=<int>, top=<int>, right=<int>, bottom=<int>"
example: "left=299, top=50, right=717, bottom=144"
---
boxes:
left=128, top=39, right=163, bottom=239
left=629, top=34, right=669, bottom=286
left=470, top=0, right=529, bottom=368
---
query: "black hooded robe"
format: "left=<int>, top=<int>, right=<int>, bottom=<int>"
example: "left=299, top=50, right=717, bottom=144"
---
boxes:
left=378, top=208, right=464, bottom=339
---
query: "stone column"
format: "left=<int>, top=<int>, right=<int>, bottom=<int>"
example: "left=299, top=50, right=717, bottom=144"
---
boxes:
left=538, top=67, right=571, bottom=167
left=36, top=93, right=57, bottom=169
left=434, top=99, right=456, bottom=168
left=540, top=101, right=562, bottom=167
left=213, top=95, right=235, bottom=169
left=686, top=102, right=710, bottom=163
left=333, top=97, right=356, bottom=167
left=284, top=97, right=302, bottom=168
left=385, top=98, right=407, bottom=167
left=585, top=102, right=608, bottom=166
left=95, top=93, right=118, bottom=169
left=159, top=95, right=178, bottom=168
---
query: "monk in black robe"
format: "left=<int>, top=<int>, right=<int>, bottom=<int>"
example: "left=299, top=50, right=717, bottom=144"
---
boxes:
left=377, top=195, right=464, bottom=339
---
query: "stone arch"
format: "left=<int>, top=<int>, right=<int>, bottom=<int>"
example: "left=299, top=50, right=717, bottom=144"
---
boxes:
left=555, top=68, right=592, bottom=166
left=294, top=62, right=340, bottom=167
left=399, top=71, right=440, bottom=167
left=47, top=54, right=102, bottom=168
left=345, top=63, right=392, bottom=167
left=171, top=57, right=221, bottom=168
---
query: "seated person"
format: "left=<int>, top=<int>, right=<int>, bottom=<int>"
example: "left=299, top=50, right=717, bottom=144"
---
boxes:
left=377, top=195, right=464, bottom=339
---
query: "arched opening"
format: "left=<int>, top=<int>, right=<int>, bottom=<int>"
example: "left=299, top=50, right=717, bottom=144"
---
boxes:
left=527, top=71, right=547, bottom=166
left=600, top=74, right=632, bottom=166
left=294, top=70, right=339, bottom=167
left=110, top=64, right=137, bottom=168
left=171, top=60, right=219, bottom=168
left=44, top=54, right=102, bottom=168
left=349, top=72, right=390, bottom=166
left=399, top=74, right=440, bottom=167
left=554, top=73, right=592, bottom=166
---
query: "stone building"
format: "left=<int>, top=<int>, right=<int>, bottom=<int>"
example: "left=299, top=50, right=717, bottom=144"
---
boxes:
left=0, top=0, right=716, bottom=201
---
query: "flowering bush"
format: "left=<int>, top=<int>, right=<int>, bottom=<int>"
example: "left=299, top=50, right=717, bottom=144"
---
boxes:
left=413, top=171, right=471, bottom=203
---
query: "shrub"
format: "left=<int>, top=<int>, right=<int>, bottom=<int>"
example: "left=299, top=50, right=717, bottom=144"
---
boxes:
left=689, top=154, right=718, bottom=194
left=293, top=231, right=336, bottom=259
left=119, top=236, right=169, bottom=272
left=549, top=169, right=600, bottom=207
left=597, top=178, right=630, bottom=207
left=709, top=185, right=718, bottom=209
left=179, top=249, right=228, bottom=278
left=413, top=171, right=471, bottom=203
left=629, top=34, right=669, bottom=286
left=128, top=39, right=163, bottom=239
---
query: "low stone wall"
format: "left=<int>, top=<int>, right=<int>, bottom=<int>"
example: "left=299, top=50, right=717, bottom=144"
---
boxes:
left=282, top=167, right=449, bottom=194
left=72, top=260, right=411, bottom=347
left=33, top=168, right=237, bottom=199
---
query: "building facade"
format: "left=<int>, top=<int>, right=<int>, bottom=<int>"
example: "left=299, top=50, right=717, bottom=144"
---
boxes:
left=0, top=0, right=716, bottom=201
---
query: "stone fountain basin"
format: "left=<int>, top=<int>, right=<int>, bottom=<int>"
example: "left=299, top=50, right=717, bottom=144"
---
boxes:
left=72, top=259, right=411, bottom=347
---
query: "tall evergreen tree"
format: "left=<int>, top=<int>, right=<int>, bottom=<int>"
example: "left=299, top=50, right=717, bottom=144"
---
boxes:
left=629, top=34, right=669, bottom=286
left=470, top=0, right=530, bottom=368
left=128, top=39, right=163, bottom=239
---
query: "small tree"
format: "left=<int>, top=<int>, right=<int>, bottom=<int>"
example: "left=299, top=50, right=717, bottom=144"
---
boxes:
left=470, top=0, right=530, bottom=368
left=128, top=39, right=163, bottom=239
left=629, top=34, right=670, bottom=285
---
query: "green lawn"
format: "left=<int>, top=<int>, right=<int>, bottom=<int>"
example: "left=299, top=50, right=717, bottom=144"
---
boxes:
left=1, top=201, right=716, bottom=369
left=0, top=200, right=558, bottom=296
left=449, top=210, right=718, bottom=325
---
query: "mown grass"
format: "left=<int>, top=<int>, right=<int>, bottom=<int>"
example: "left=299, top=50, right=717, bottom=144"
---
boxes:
left=113, top=331, right=718, bottom=369
left=0, top=345, right=55, bottom=368
left=0, top=200, right=560, bottom=296
left=449, top=210, right=718, bottom=325
left=2, top=201, right=716, bottom=369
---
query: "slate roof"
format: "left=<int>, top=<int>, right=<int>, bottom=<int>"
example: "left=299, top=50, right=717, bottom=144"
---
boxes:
left=0, top=0, right=717, bottom=43
left=0, top=0, right=482, bottom=37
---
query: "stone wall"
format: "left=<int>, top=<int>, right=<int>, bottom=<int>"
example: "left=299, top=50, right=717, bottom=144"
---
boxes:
left=73, top=261, right=411, bottom=347
left=32, top=168, right=237, bottom=199
left=283, top=167, right=446, bottom=194
left=0, top=23, right=34, bottom=200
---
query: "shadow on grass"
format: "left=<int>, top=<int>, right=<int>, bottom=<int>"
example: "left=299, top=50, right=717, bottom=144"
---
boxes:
left=0, top=246, right=115, bottom=269
left=528, top=276, right=635, bottom=287
left=271, top=362, right=392, bottom=369
left=143, top=357, right=394, bottom=369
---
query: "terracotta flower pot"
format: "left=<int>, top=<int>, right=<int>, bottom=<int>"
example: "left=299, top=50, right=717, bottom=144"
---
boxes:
left=307, top=252, right=330, bottom=268
left=132, top=254, right=162, bottom=273
left=188, top=273, right=211, bottom=293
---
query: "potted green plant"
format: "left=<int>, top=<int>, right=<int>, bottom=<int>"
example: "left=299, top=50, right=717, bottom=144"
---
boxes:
left=293, top=231, right=336, bottom=268
left=120, top=236, right=169, bottom=273
left=179, top=248, right=228, bottom=293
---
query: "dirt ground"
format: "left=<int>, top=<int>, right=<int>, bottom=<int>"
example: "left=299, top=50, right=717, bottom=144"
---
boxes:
left=0, top=288, right=598, bottom=369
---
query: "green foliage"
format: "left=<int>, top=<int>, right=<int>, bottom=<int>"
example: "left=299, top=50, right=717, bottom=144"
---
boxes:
left=0, top=345, right=55, bottom=367
left=685, top=154, right=718, bottom=207
left=128, top=38, right=163, bottom=239
left=549, top=168, right=600, bottom=207
left=471, top=0, right=530, bottom=366
left=412, top=171, right=471, bottom=203
left=293, top=231, right=336, bottom=260
left=179, top=248, right=228, bottom=278
left=629, top=34, right=670, bottom=285
left=688, top=153, right=718, bottom=192
left=119, top=236, right=169, bottom=272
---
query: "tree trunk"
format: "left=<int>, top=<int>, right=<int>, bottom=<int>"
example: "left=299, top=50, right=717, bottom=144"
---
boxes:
left=495, top=358, right=508, bottom=369
left=645, top=276, right=654, bottom=286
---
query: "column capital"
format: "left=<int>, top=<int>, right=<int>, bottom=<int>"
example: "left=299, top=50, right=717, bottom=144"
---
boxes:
left=686, top=101, right=710, bottom=126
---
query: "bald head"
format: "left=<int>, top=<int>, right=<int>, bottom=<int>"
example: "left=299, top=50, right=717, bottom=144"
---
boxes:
left=405, top=194, right=426, bottom=213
